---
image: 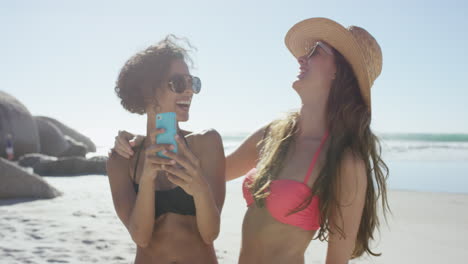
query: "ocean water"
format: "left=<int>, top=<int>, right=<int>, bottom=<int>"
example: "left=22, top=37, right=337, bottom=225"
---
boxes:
left=94, top=133, right=468, bottom=194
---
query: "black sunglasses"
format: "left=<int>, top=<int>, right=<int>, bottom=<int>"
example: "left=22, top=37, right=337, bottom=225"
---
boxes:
left=167, top=74, right=201, bottom=94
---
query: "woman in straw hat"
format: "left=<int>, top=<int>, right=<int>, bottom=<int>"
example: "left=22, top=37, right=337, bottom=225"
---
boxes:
left=112, top=18, right=389, bottom=263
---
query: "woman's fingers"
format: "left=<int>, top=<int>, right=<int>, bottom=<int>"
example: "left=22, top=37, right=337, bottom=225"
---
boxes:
left=145, top=163, right=163, bottom=175
left=115, top=143, right=132, bottom=158
left=162, top=165, right=192, bottom=183
left=167, top=174, right=186, bottom=188
left=146, top=155, right=176, bottom=166
left=145, top=143, right=174, bottom=155
left=113, top=141, right=133, bottom=158
left=118, top=130, right=135, bottom=141
left=116, top=135, right=134, bottom=156
left=130, top=135, right=145, bottom=147
left=162, top=150, right=195, bottom=172
left=117, top=130, right=137, bottom=152
left=148, top=128, right=166, bottom=144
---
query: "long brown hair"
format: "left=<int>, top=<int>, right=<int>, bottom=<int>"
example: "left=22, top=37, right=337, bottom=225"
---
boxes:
left=249, top=51, right=390, bottom=258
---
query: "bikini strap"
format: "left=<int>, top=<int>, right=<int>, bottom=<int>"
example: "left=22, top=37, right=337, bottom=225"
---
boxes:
left=303, top=131, right=329, bottom=184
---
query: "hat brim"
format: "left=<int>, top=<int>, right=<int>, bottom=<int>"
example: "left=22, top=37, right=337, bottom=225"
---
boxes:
left=284, top=17, right=371, bottom=107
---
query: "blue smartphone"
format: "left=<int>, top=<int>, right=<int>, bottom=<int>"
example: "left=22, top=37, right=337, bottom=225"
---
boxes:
left=156, top=112, right=178, bottom=159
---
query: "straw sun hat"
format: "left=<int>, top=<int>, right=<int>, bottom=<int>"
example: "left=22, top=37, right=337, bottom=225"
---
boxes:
left=285, top=17, right=382, bottom=108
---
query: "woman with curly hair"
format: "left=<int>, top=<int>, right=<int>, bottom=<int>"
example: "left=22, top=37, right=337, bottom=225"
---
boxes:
left=113, top=18, right=390, bottom=264
left=106, top=35, right=225, bottom=264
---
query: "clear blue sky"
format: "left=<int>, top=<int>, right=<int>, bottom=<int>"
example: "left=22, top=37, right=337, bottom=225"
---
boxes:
left=2, top=0, right=467, bottom=146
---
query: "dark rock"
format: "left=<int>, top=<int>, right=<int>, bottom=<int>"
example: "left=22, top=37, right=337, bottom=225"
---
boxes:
left=31, top=155, right=108, bottom=176
left=18, top=153, right=58, bottom=168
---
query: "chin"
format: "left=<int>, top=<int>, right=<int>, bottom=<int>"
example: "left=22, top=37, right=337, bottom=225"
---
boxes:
left=292, top=78, right=305, bottom=91
left=176, top=112, right=189, bottom=122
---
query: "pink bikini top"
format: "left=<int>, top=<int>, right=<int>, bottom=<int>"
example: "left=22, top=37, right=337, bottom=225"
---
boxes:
left=242, top=132, right=329, bottom=231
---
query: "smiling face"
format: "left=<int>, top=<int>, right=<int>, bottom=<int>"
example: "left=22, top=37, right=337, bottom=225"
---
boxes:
left=292, top=41, right=337, bottom=102
left=153, top=59, right=194, bottom=122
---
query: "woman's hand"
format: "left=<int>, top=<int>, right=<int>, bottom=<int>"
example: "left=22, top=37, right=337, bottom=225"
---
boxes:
left=110, top=130, right=145, bottom=159
left=139, top=129, right=175, bottom=183
left=159, top=135, right=209, bottom=196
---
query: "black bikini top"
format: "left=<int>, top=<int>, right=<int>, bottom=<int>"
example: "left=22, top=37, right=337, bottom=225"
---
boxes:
left=132, top=139, right=196, bottom=218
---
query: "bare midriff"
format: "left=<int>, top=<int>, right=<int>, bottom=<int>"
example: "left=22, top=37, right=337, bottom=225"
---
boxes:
left=134, top=213, right=217, bottom=264
left=239, top=206, right=317, bottom=264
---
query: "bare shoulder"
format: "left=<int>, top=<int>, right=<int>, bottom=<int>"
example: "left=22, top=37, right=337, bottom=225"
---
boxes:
left=187, top=128, right=223, bottom=151
left=255, top=123, right=271, bottom=149
left=200, top=128, right=223, bottom=145
left=106, top=147, right=138, bottom=181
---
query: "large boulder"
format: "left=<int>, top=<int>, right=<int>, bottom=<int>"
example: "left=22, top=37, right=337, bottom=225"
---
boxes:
left=34, top=117, right=69, bottom=157
left=19, top=153, right=108, bottom=176
left=0, top=91, right=40, bottom=160
left=33, top=117, right=87, bottom=158
left=0, top=158, right=61, bottom=199
left=36, top=116, right=96, bottom=153
left=60, top=136, right=87, bottom=157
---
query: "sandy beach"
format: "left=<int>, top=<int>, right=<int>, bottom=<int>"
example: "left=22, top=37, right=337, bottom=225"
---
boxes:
left=1, top=175, right=467, bottom=264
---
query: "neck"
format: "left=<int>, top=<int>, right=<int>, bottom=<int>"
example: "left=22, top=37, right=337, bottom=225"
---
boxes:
left=297, top=99, right=328, bottom=141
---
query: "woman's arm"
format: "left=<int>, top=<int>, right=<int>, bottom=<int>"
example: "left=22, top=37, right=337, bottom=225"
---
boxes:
left=225, top=124, right=269, bottom=181
left=161, top=129, right=225, bottom=244
left=111, top=124, right=269, bottom=182
left=193, top=129, right=226, bottom=243
left=106, top=153, right=154, bottom=247
left=325, top=151, right=368, bottom=264
left=106, top=132, right=171, bottom=248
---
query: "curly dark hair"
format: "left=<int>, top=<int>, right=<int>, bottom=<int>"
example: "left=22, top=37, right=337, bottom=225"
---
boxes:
left=114, top=35, right=194, bottom=114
